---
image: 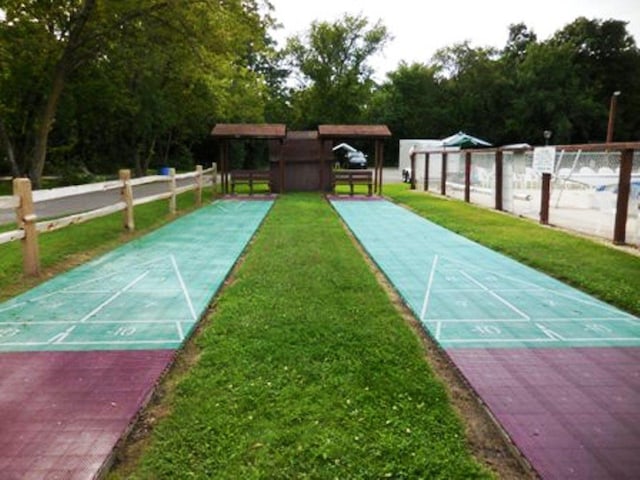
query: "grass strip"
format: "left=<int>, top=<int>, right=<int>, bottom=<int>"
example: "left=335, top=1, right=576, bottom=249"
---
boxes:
left=384, top=184, right=640, bottom=316
left=109, top=193, right=491, bottom=479
left=0, top=190, right=205, bottom=301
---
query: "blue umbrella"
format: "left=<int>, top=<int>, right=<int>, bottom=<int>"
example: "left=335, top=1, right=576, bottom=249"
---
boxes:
left=442, top=131, right=492, bottom=148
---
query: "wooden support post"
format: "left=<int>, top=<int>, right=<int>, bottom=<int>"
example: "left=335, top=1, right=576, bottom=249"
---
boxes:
left=279, top=139, right=285, bottom=194
left=211, top=162, right=217, bottom=198
left=373, top=142, right=379, bottom=195
left=540, top=173, right=551, bottom=225
left=377, top=140, right=384, bottom=196
left=410, top=151, right=416, bottom=190
left=220, top=141, right=229, bottom=195
left=319, top=139, right=325, bottom=192
left=423, top=153, right=430, bottom=191
left=495, top=150, right=503, bottom=211
left=613, top=148, right=634, bottom=244
left=13, top=178, right=40, bottom=276
left=195, top=164, right=203, bottom=206
left=464, top=151, right=471, bottom=203
left=441, top=152, right=448, bottom=196
left=119, top=169, right=135, bottom=231
left=169, top=168, right=177, bottom=214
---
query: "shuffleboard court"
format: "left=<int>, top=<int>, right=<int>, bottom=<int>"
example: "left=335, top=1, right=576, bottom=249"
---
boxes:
left=331, top=198, right=640, bottom=479
left=0, top=199, right=273, bottom=352
left=330, top=199, right=639, bottom=349
left=1, top=198, right=273, bottom=478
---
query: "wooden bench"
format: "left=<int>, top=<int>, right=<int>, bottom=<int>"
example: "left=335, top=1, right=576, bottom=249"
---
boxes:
left=332, top=170, right=373, bottom=196
left=230, top=170, right=271, bottom=195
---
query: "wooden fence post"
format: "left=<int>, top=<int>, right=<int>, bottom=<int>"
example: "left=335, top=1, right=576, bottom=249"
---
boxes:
left=495, top=150, right=503, bottom=211
left=613, top=148, right=634, bottom=245
left=540, top=173, right=551, bottom=225
left=13, top=178, right=40, bottom=276
left=119, top=169, right=135, bottom=231
left=195, top=164, right=203, bottom=206
left=464, top=151, right=471, bottom=203
left=409, top=151, right=416, bottom=190
left=423, top=153, right=430, bottom=191
left=441, top=152, right=448, bottom=196
left=169, top=168, right=177, bottom=214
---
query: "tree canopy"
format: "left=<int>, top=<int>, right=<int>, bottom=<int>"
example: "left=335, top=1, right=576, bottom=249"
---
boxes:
left=1, top=7, right=638, bottom=179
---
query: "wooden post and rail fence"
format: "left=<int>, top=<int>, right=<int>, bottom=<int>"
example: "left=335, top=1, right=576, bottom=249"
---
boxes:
left=0, top=164, right=217, bottom=276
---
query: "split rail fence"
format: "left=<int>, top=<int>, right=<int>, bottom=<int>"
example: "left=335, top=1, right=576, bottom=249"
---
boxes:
left=408, top=142, right=640, bottom=247
left=0, top=164, right=217, bottom=276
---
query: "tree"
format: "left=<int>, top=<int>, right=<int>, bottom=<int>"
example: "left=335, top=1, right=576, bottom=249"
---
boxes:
left=431, top=42, right=510, bottom=143
left=284, top=14, right=389, bottom=128
left=370, top=62, right=447, bottom=138
left=0, top=0, right=275, bottom=182
left=550, top=17, right=640, bottom=140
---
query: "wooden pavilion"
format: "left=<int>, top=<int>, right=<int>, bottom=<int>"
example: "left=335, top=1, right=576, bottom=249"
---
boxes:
left=211, top=123, right=391, bottom=194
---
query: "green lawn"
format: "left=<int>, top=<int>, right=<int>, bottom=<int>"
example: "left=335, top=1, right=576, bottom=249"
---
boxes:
left=384, top=183, right=640, bottom=316
left=108, top=193, right=492, bottom=479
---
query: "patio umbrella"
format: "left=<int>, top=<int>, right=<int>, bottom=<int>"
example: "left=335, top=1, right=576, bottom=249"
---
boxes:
left=442, top=131, right=492, bottom=148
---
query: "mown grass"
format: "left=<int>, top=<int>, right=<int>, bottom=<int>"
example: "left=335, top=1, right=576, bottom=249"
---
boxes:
left=109, top=193, right=491, bottom=479
left=384, top=183, right=640, bottom=316
left=0, top=190, right=207, bottom=301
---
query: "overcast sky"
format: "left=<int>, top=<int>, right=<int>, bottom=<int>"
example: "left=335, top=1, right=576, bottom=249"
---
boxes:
left=268, top=0, right=640, bottom=81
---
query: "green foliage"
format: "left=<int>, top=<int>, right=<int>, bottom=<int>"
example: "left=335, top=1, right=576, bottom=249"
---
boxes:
left=0, top=1, right=275, bottom=181
left=284, top=14, right=390, bottom=128
left=370, top=17, right=640, bottom=149
left=385, top=184, right=640, bottom=316
left=109, top=194, right=491, bottom=479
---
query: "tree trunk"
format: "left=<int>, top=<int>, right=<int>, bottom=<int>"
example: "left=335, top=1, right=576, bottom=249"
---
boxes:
left=143, top=137, right=157, bottom=176
left=29, top=65, right=67, bottom=188
left=0, top=118, right=20, bottom=177
left=28, top=0, right=97, bottom=189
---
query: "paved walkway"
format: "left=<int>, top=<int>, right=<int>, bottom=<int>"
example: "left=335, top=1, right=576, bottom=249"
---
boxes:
left=331, top=198, right=640, bottom=479
left=0, top=199, right=273, bottom=479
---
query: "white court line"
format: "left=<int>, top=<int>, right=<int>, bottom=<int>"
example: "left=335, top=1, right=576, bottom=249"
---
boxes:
left=79, top=271, right=149, bottom=323
left=0, top=320, right=190, bottom=325
left=0, top=303, right=25, bottom=314
left=176, top=322, right=185, bottom=341
left=426, top=254, right=635, bottom=320
left=443, top=338, right=556, bottom=344
left=171, top=254, right=197, bottom=321
left=423, top=318, right=533, bottom=323
left=1, top=339, right=181, bottom=347
left=24, top=256, right=170, bottom=304
left=435, top=321, right=442, bottom=340
left=460, top=271, right=531, bottom=320
left=535, top=323, right=566, bottom=341
left=442, top=337, right=640, bottom=344
left=48, top=325, right=77, bottom=344
left=422, top=317, right=631, bottom=323
left=490, top=271, right=637, bottom=319
left=51, top=339, right=180, bottom=345
left=420, top=255, right=439, bottom=321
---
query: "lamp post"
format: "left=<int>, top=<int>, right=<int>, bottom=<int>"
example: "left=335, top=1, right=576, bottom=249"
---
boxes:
left=543, top=130, right=552, bottom=146
left=606, top=91, right=621, bottom=144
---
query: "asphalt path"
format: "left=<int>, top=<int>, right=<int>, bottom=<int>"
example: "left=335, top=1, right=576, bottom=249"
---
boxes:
left=1, top=168, right=402, bottom=226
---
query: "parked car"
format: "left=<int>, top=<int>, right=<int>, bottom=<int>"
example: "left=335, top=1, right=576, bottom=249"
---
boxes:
left=333, top=143, right=367, bottom=169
